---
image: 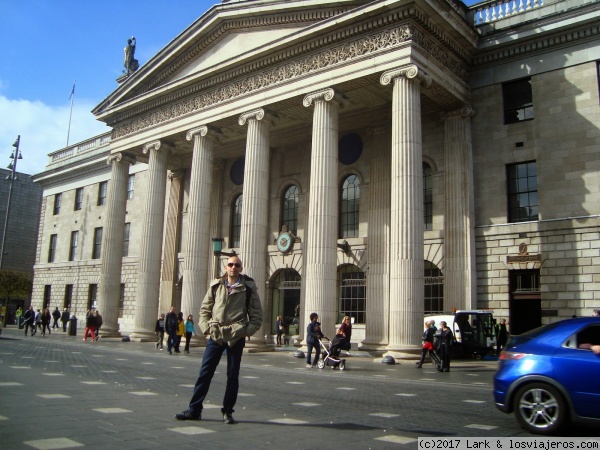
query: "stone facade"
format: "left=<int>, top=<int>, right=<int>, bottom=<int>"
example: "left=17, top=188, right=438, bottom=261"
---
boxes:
left=32, top=0, right=600, bottom=349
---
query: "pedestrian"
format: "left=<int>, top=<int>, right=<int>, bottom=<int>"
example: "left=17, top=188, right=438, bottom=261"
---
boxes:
left=165, top=306, right=178, bottom=355
left=416, top=320, right=440, bottom=369
left=305, top=312, right=324, bottom=368
left=495, top=318, right=509, bottom=353
left=338, top=315, right=352, bottom=352
left=94, top=310, right=103, bottom=341
left=83, top=310, right=97, bottom=342
left=61, top=308, right=70, bottom=332
left=174, top=312, right=185, bottom=353
left=16, top=306, right=23, bottom=323
left=276, top=315, right=284, bottom=347
left=175, top=255, right=263, bottom=424
left=184, top=314, right=197, bottom=353
left=41, top=308, right=52, bottom=336
left=35, top=309, right=42, bottom=333
left=592, top=309, right=600, bottom=317
left=155, top=313, right=165, bottom=350
left=23, top=306, right=36, bottom=336
left=437, top=321, right=453, bottom=372
left=51, top=307, right=61, bottom=330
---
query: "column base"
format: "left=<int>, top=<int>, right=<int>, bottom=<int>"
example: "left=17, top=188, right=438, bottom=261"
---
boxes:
left=98, top=327, right=122, bottom=339
left=244, top=339, right=274, bottom=353
left=128, top=330, right=156, bottom=342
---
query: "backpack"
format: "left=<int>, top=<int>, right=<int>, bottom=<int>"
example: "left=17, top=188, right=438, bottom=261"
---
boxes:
left=211, top=275, right=253, bottom=315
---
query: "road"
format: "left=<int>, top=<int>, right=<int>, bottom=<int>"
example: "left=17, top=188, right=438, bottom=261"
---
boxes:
left=0, top=326, right=587, bottom=450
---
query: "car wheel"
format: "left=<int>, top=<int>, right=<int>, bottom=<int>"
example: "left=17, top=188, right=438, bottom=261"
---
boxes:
left=513, top=383, right=567, bottom=435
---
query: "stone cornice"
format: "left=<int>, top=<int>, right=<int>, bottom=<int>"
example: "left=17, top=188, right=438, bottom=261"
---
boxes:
left=473, top=22, right=600, bottom=67
left=112, top=14, right=469, bottom=140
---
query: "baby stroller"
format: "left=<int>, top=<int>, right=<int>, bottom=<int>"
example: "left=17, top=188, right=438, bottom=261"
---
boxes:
left=316, top=336, right=346, bottom=370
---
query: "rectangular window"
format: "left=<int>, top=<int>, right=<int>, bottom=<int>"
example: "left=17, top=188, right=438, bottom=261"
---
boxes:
left=97, top=181, right=108, bottom=206
left=48, top=234, right=57, bottom=263
left=53, top=193, right=62, bottom=215
left=503, top=78, right=534, bottom=124
left=123, top=222, right=131, bottom=257
left=74, top=187, right=83, bottom=211
left=88, top=284, right=98, bottom=310
left=92, top=227, right=103, bottom=259
left=119, top=283, right=125, bottom=318
left=339, top=270, right=366, bottom=324
left=69, top=231, right=78, bottom=261
left=64, top=284, right=73, bottom=309
left=507, top=161, right=538, bottom=223
left=43, top=285, right=52, bottom=309
left=127, top=174, right=135, bottom=200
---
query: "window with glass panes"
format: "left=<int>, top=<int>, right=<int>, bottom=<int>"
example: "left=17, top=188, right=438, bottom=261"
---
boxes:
left=53, top=193, right=62, bottom=215
left=339, top=175, right=360, bottom=238
left=507, top=161, right=538, bottom=223
left=88, top=284, right=98, bottom=310
left=123, top=223, right=130, bottom=257
left=48, top=234, right=57, bottom=262
left=423, top=163, right=432, bottom=230
left=69, top=231, right=78, bottom=261
left=43, top=285, right=52, bottom=309
left=97, top=181, right=108, bottom=206
left=230, top=195, right=243, bottom=248
left=127, top=174, right=135, bottom=199
left=74, top=187, right=83, bottom=211
left=503, top=78, right=534, bottom=124
left=424, top=261, right=444, bottom=314
left=281, top=185, right=298, bottom=234
left=64, top=284, right=73, bottom=309
left=338, top=265, right=366, bottom=324
left=92, top=227, right=103, bottom=259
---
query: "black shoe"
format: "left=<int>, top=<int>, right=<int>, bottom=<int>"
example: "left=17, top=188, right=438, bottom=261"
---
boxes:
left=175, top=410, right=200, bottom=421
left=223, top=413, right=236, bottom=424
left=443, top=369, right=450, bottom=372
left=174, top=350, right=181, bottom=353
left=415, top=363, right=422, bottom=368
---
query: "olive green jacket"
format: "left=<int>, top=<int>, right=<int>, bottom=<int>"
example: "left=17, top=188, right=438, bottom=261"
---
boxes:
left=199, top=275, right=263, bottom=347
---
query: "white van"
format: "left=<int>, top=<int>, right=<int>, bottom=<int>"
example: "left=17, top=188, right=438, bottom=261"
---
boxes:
left=424, top=310, right=497, bottom=359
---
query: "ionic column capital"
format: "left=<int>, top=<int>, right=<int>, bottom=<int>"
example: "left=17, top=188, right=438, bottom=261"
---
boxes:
left=238, top=108, right=278, bottom=127
left=380, top=64, right=432, bottom=88
left=303, top=88, right=349, bottom=108
left=142, top=140, right=173, bottom=155
left=168, top=169, right=184, bottom=181
left=440, top=105, right=475, bottom=121
left=186, top=125, right=223, bottom=142
left=107, top=151, right=136, bottom=166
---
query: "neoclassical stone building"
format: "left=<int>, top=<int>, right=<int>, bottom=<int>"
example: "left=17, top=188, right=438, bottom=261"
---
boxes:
left=32, top=0, right=600, bottom=352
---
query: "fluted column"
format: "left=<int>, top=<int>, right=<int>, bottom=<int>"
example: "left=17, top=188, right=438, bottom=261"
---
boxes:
left=158, top=169, right=184, bottom=316
left=381, top=65, right=431, bottom=353
left=443, top=106, right=476, bottom=311
left=363, top=127, right=391, bottom=349
left=302, top=88, right=346, bottom=339
left=210, top=160, right=226, bottom=279
left=238, top=109, right=277, bottom=349
left=130, top=140, right=170, bottom=341
left=98, top=152, right=135, bottom=338
left=181, top=126, right=220, bottom=323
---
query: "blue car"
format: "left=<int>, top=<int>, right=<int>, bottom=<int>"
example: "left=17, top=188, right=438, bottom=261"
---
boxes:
left=493, top=317, right=600, bottom=435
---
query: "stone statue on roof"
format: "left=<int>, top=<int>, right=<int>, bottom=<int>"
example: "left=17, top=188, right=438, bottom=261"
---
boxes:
left=123, top=36, right=139, bottom=75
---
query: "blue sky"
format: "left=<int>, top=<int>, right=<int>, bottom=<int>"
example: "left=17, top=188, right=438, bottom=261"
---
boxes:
left=0, top=0, right=480, bottom=176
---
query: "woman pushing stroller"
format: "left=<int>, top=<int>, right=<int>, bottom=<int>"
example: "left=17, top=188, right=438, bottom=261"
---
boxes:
left=330, top=316, right=352, bottom=357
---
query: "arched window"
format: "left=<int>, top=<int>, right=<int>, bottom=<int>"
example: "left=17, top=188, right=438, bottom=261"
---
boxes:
left=424, top=261, right=443, bottom=314
left=230, top=194, right=243, bottom=248
left=281, top=185, right=299, bottom=234
left=339, top=175, right=359, bottom=238
left=337, top=265, right=366, bottom=324
left=423, top=163, right=432, bottom=230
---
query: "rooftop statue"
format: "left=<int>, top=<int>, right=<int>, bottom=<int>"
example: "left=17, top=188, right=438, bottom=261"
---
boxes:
left=123, top=36, right=139, bottom=75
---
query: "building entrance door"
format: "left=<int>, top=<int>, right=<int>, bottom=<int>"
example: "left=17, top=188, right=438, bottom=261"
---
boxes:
left=509, top=269, right=541, bottom=335
left=272, top=269, right=301, bottom=336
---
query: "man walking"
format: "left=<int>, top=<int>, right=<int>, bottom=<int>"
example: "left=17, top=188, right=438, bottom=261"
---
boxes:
left=175, top=255, right=263, bottom=424
left=61, top=308, right=70, bottom=332
left=165, top=306, right=178, bottom=355
left=52, top=307, right=61, bottom=330
left=23, top=306, right=36, bottom=336
left=155, top=313, right=165, bottom=350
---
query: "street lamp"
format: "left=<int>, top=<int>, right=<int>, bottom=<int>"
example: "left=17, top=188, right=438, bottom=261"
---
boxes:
left=212, top=238, right=237, bottom=257
left=0, top=135, right=22, bottom=270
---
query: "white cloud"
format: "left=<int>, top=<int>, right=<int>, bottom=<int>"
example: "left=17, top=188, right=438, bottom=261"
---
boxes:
left=0, top=95, right=110, bottom=176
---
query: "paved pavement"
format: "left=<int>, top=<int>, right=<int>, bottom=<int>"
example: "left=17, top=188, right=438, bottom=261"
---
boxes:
left=1, top=325, right=528, bottom=450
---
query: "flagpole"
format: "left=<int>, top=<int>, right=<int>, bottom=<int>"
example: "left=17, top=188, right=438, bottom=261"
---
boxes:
left=66, top=81, right=76, bottom=147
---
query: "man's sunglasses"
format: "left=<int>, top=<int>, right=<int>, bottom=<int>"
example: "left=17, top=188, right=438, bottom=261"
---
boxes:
left=227, top=263, right=241, bottom=268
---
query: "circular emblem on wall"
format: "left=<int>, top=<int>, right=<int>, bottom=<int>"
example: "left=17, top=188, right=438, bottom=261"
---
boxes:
left=276, top=231, right=293, bottom=253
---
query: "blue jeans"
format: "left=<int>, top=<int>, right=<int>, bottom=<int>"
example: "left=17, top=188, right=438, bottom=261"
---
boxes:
left=187, top=337, right=245, bottom=415
left=306, top=341, right=320, bottom=365
left=166, top=331, right=176, bottom=352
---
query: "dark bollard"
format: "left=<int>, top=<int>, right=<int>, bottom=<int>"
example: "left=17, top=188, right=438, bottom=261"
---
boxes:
left=381, top=355, right=396, bottom=365
left=68, top=316, right=78, bottom=336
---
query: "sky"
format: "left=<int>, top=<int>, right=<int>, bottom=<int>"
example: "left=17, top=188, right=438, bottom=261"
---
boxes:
left=0, top=0, right=480, bottom=176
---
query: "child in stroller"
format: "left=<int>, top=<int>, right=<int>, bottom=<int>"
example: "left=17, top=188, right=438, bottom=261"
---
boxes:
left=317, top=336, right=346, bottom=370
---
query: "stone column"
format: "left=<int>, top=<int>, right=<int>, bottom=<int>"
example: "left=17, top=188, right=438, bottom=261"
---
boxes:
left=130, top=140, right=170, bottom=341
left=381, top=65, right=431, bottom=354
left=442, top=106, right=476, bottom=311
left=363, top=127, right=391, bottom=349
left=209, top=160, right=226, bottom=279
left=98, top=152, right=135, bottom=338
left=158, top=169, right=184, bottom=316
left=302, top=88, right=346, bottom=339
left=238, top=109, right=277, bottom=349
left=181, top=126, right=220, bottom=323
